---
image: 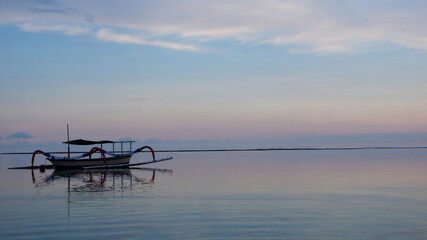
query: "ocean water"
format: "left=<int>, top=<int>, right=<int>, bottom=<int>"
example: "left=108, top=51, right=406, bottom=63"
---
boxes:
left=0, top=149, right=426, bottom=239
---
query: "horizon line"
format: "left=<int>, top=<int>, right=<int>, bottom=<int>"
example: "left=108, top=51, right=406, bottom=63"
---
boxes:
left=2, top=146, right=427, bottom=155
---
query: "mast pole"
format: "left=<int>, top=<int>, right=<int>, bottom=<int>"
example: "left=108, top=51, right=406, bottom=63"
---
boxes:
left=67, top=124, right=70, bottom=158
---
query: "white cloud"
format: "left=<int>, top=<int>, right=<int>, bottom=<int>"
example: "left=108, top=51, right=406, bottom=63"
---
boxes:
left=96, top=28, right=198, bottom=51
left=2, top=0, right=427, bottom=54
left=18, top=22, right=89, bottom=35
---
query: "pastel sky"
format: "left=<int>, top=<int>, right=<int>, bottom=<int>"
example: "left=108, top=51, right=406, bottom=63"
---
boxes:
left=0, top=0, right=426, bottom=145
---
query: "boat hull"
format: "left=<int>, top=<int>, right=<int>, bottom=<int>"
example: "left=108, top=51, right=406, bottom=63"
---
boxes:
left=48, top=156, right=131, bottom=168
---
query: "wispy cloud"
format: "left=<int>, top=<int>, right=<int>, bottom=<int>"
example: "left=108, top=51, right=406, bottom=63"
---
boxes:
left=2, top=0, right=427, bottom=54
left=28, top=6, right=78, bottom=15
left=6, top=132, right=34, bottom=140
left=96, top=28, right=199, bottom=51
left=18, top=22, right=89, bottom=35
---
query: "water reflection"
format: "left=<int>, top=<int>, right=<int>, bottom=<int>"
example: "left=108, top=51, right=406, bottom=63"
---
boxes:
left=30, top=167, right=173, bottom=223
left=31, top=167, right=172, bottom=192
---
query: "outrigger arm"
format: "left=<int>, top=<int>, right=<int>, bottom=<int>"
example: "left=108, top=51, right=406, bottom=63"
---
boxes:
left=134, top=146, right=156, bottom=161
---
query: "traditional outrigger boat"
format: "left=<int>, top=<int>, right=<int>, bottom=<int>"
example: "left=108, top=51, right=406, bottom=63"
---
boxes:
left=31, top=139, right=172, bottom=169
left=30, top=126, right=172, bottom=169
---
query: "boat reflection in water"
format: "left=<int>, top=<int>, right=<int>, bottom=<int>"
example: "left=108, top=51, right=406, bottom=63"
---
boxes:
left=31, top=167, right=172, bottom=192
left=30, top=167, right=172, bottom=221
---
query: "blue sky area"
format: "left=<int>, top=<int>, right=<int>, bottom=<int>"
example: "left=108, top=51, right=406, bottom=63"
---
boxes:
left=1, top=0, right=427, bottom=150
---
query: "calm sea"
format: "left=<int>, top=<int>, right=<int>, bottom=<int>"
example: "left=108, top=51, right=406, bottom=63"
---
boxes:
left=0, top=149, right=426, bottom=239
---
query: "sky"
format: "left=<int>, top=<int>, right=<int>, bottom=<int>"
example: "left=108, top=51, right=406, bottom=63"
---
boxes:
left=0, top=0, right=427, bottom=149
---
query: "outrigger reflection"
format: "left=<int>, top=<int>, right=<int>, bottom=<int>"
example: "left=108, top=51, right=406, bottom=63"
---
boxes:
left=31, top=139, right=173, bottom=169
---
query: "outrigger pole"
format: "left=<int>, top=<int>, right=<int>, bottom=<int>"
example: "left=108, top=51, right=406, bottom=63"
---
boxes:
left=67, top=124, right=70, bottom=158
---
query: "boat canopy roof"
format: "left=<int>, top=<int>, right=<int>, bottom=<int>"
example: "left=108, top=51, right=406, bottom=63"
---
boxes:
left=63, top=139, right=135, bottom=145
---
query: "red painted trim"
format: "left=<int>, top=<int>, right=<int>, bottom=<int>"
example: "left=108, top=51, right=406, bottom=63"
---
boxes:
left=135, top=146, right=156, bottom=161
left=31, top=150, right=48, bottom=168
left=88, top=147, right=107, bottom=163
